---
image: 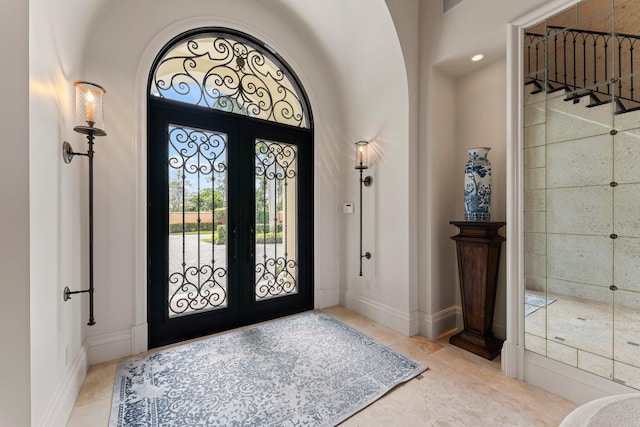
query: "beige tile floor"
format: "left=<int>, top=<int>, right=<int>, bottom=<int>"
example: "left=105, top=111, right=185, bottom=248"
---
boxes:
left=67, top=306, right=577, bottom=426
left=525, top=290, right=640, bottom=390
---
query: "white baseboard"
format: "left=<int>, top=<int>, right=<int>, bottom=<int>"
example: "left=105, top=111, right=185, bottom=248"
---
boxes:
left=131, top=323, right=148, bottom=356
left=315, top=287, right=340, bottom=309
left=40, top=344, right=88, bottom=427
left=419, top=306, right=459, bottom=339
left=339, top=290, right=414, bottom=335
left=417, top=305, right=505, bottom=341
left=87, top=329, right=132, bottom=365
left=501, top=340, right=524, bottom=378
left=524, top=350, right=635, bottom=405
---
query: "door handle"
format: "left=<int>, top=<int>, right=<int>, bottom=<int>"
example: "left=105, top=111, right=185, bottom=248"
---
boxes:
left=233, top=226, right=238, bottom=261
left=249, top=225, right=254, bottom=259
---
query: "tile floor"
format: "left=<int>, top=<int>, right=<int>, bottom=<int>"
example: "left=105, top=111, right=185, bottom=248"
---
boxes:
left=525, top=290, right=640, bottom=390
left=67, top=306, right=577, bottom=426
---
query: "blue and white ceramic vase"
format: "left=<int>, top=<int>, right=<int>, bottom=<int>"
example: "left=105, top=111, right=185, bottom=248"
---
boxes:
left=464, top=147, right=492, bottom=221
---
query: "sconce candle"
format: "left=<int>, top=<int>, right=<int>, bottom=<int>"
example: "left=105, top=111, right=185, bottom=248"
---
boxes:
left=354, top=141, right=372, bottom=276
left=73, top=81, right=106, bottom=135
left=86, top=92, right=95, bottom=123
left=355, top=140, right=369, bottom=169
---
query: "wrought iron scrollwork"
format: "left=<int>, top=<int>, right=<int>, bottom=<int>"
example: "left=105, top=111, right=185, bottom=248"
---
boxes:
left=255, top=139, right=297, bottom=180
left=169, top=265, right=227, bottom=315
left=168, top=125, right=228, bottom=316
left=525, top=25, right=640, bottom=113
left=254, top=139, right=298, bottom=300
left=255, top=258, right=298, bottom=300
left=168, top=126, right=227, bottom=175
left=151, top=32, right=309, bottom=128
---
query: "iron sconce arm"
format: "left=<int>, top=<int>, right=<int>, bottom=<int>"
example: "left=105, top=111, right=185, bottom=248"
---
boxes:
left=62, top=129, right=99, bottom=326
left=357, top=167, right=372, bottom=276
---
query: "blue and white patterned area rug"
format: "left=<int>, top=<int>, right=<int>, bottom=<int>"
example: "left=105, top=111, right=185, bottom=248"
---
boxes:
left=109, top=311, right=426, bottom=426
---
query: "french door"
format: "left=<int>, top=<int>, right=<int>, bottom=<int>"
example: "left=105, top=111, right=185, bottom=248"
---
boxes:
left=148, top=98, right=313, bottom=348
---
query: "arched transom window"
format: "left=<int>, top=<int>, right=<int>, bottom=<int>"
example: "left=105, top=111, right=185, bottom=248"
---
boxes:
left=150, top=29, right=310, bottom=128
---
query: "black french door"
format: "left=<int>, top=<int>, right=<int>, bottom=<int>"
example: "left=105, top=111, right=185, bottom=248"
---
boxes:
left=148, top=98, right=313, bottom=348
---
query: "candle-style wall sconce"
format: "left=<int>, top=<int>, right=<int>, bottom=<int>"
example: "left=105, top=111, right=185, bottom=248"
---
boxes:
left=62, top=81, right=107, bottom=326
left=355, top=141, right=372, bottom=276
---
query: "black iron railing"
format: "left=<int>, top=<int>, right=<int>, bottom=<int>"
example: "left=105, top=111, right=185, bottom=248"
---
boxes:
left=525, top=25, right=640, bottom=114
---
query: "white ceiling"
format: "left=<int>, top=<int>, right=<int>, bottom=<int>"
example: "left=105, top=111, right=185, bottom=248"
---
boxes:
left=435, top=26, right=507, bottom=78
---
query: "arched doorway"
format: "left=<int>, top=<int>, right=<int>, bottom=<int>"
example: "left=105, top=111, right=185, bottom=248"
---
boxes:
left=147, top=28, right=314, bottom=348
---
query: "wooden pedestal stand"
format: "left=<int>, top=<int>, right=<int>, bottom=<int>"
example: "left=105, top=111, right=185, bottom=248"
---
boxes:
left=449, top=221, right=506, bottom=360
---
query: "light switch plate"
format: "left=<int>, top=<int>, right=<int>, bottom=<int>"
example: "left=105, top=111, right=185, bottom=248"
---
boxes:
left=343, top=202, right=354, bottom=214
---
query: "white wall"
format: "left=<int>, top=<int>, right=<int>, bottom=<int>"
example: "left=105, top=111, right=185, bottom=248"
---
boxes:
left=417, top=0, right=460, bottom=338
left=426, top=68, right=460, bottom=333
left=29, top=0, right=91, bottom=425
left=385, top=0, right=420, bottom=328
left=454, top=57, right=508, bottom=338
left=77, top=0, right=344, bottom=360
left=74, top=0, right=414, bottom=366
left=336, top=1, right=415, bottom=334
left=0, top=0, right=31, bottom=425
left=454, top=58, right=507, bottom=223
left=415, top=0, right=559, bottom=339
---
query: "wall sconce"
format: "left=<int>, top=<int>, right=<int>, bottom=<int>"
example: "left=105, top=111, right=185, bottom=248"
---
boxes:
left=62, top=81, right=107, bottom=326
left=355, top=141, right=372, bottom=276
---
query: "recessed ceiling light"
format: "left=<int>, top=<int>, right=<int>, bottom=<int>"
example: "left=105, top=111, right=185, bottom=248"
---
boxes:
left=471, top=54, right=484, bottom=62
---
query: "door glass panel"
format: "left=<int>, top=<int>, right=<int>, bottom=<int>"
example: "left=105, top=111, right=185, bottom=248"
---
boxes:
left=168, top=124, right=228, bottom=317
left=254, top=139, right=298, bottom=301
